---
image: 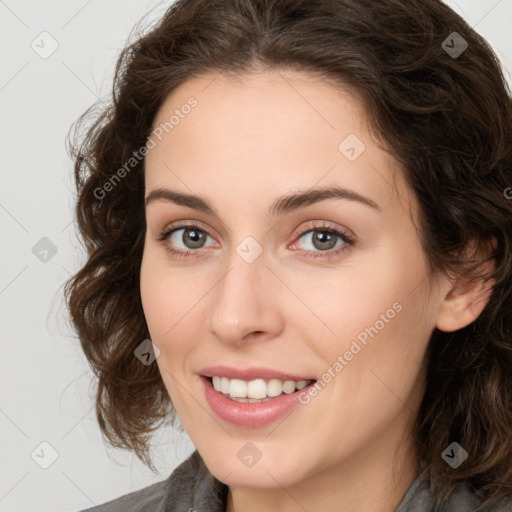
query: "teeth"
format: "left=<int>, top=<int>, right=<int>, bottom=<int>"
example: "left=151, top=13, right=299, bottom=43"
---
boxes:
left=267, top=378, right=283, bottom=397
left=210, top=376, right=313, bottom=400
left=220, top=377, right=230, bottom=394
left=229, top=378, right=247, bottom=398
left=248, top=379, right=267, bottom=399
left=296, top=380, right=308, bottom=390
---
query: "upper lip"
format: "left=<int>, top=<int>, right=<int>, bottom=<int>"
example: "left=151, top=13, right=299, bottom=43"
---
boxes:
left=199, top=365, right=316, bottom=382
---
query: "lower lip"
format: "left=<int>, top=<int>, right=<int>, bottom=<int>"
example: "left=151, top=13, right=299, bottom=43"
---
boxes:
left=201, top=376, right=316, bottom=427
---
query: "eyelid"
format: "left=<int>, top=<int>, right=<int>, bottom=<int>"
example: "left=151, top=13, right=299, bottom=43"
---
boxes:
left=157, top=219, right=219, bottom=241
left=291, top=220, right=354, bottom=244
left=156, top=220, right=219, bottom=246
left=157, top=219, right=353, bottom=241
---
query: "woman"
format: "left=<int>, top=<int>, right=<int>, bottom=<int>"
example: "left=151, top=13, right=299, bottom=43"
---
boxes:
left=65, top=0, right=512, bottom=510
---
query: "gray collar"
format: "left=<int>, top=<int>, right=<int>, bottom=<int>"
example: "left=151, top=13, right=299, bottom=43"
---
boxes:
left=156, top=450, right=227, bottom=512
left=153, top=450, right=507, bottom=512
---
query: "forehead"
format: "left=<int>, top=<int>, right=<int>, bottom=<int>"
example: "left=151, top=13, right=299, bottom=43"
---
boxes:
left=145, top=69, right=412, bottom=219
left=149, top=68, right=366, bottom=157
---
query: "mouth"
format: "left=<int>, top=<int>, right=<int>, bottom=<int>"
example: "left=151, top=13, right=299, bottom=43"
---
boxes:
left=204, top=376, right=316, bottom=403
left=200, top=372, right=318, bottom=427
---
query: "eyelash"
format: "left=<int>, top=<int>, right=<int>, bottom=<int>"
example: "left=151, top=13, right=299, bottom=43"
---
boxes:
left=156, top=221, right=355, bottom=260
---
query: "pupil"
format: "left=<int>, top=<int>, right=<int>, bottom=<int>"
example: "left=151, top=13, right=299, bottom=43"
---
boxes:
left=184, top=229, right=205, bottom=248
left=314, top=231, right=335, bottom=250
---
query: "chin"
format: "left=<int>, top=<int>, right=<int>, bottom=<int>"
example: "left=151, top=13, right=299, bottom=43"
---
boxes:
left=201, top=448, right=308, bottom=489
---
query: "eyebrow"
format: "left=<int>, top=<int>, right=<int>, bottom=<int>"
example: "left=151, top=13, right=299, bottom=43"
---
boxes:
left=145, top=185, right=381, bottom=216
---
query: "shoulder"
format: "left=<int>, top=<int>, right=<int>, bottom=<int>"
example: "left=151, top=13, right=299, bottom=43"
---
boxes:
left=74, top=450, right=227, bottom=512
left=395, top=468, right=512, bottom=512
left=76, top=478, right=168, bottom=512
left=444, top=480, right=512, bottom=512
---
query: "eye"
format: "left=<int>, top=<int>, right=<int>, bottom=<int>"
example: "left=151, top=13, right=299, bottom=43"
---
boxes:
left=156, top=220, right=355, bottom=260
left=290, top=221, right=355, bottom=259
left=157, top=222, right=217, bottom=257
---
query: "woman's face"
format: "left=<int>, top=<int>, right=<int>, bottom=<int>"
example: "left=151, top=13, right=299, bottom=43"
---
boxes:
left=140, top=69, right=448, bottom=489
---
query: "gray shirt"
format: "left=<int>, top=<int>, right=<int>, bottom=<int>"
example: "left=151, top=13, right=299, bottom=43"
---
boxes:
left=78, top=450, right=511, bottom=511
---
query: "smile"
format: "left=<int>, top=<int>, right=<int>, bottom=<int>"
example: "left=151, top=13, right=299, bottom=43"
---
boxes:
left=200, top=372, right=318, bottom=427
left=209, top=376, right=314, bottom=401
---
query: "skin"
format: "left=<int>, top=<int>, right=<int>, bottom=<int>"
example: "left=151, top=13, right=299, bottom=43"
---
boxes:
left=140, top=68, right=494, bottom=512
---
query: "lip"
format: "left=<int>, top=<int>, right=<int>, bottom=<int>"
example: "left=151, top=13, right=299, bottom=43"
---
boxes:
left=199, top=365, right=315, bottom=382
left=201, top=376, right=317, bottom=427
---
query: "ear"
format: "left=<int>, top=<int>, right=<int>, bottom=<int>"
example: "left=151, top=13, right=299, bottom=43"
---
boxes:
left=436, top=236, right=497, bottom=333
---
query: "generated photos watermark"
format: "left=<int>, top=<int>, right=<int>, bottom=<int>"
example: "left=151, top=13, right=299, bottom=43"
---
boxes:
left=93, top=96, right=198, bottom=200
left=298, top=301, right=403, bottom=404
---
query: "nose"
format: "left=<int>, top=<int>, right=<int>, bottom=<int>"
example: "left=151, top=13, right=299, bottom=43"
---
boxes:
left=207, top=253, right=283, bottom=345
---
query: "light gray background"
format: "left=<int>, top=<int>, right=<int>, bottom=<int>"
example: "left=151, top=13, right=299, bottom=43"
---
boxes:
left=0, top=1, right=511, bottom=511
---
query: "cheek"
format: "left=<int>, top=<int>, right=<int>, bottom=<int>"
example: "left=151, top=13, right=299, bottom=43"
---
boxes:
left=140, top=267, right=166, bottom=337
left=289, top=252, right=419, bottom=347
left=140, top=260, right=192, bottom=404
left=140, top=249, right=180, bottom=342
left=327, top=275, right=432, bottom=421
left=140, top=249, right=206, bottom=369
left=293, top=244, right=432, bottom=400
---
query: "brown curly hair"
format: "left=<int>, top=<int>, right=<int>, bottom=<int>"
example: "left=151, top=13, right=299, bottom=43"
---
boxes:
left=64, top=0, right=512, bottom=509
